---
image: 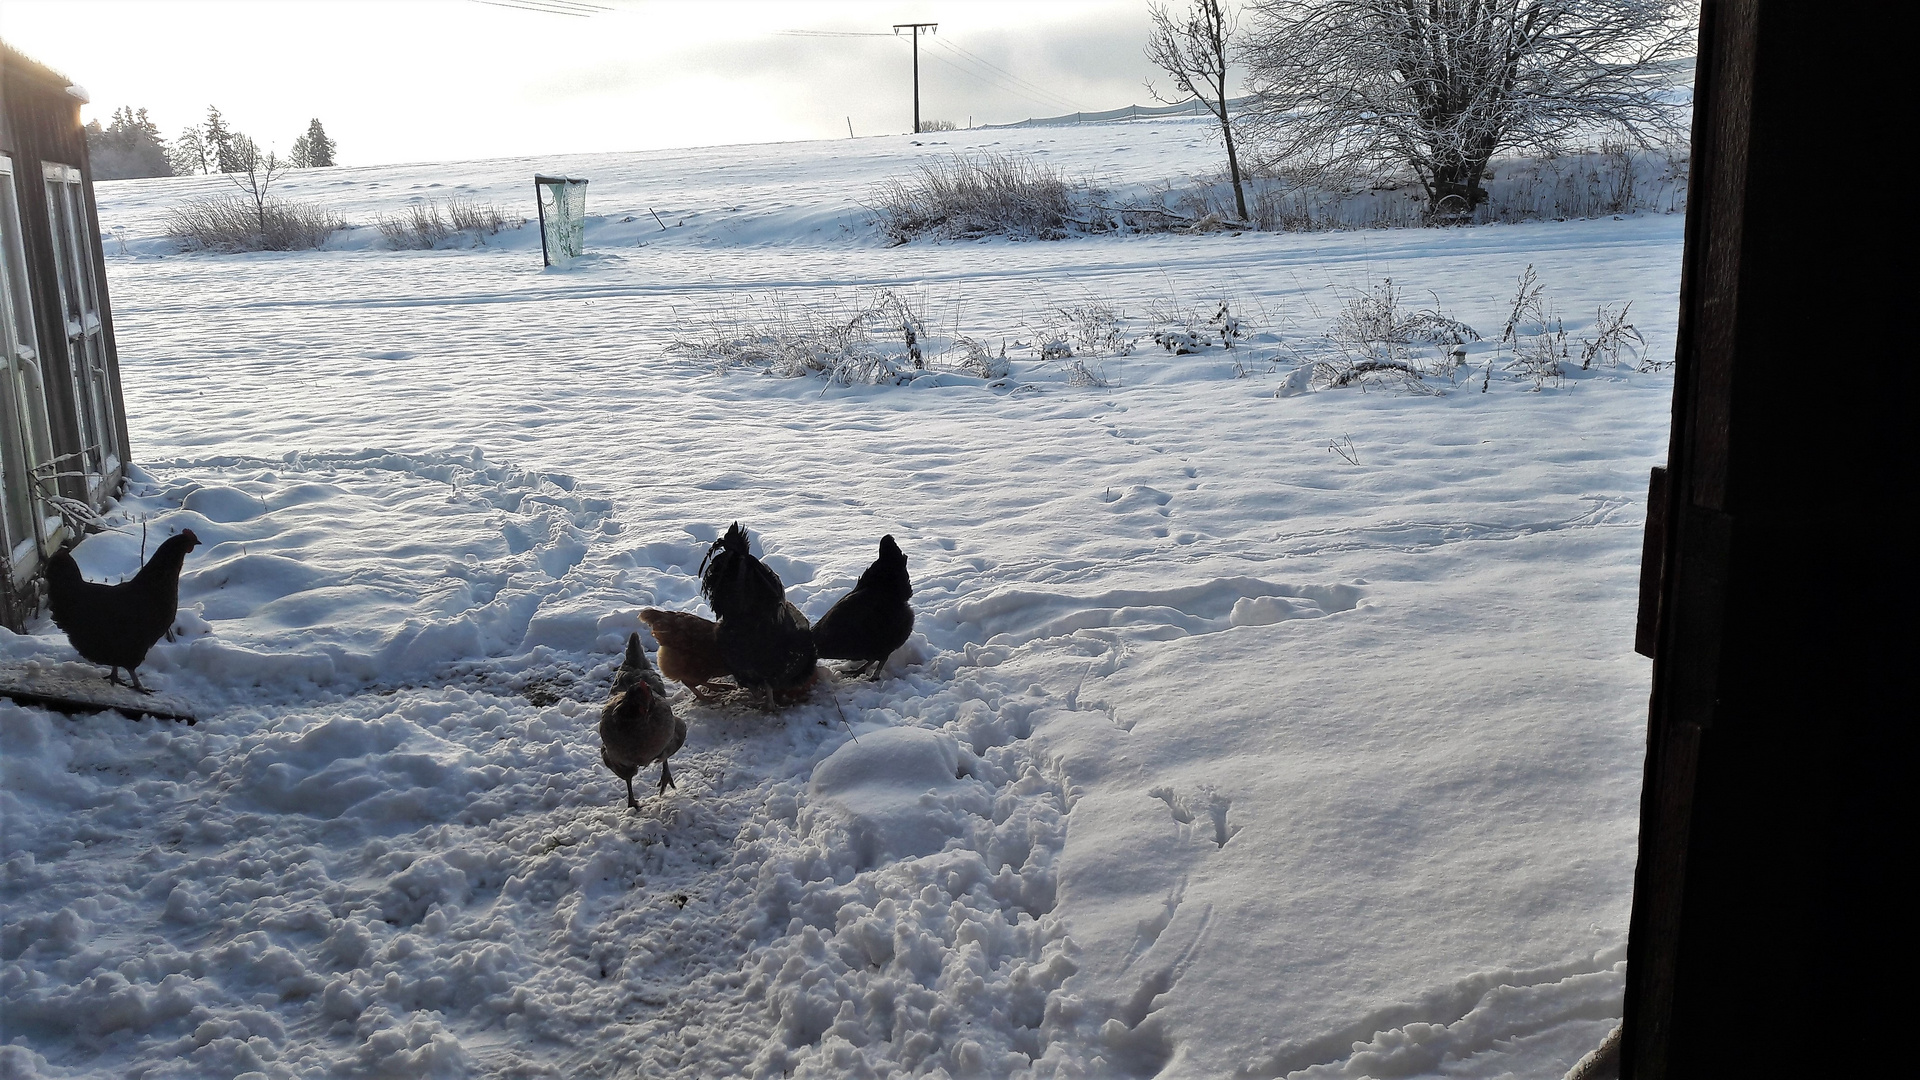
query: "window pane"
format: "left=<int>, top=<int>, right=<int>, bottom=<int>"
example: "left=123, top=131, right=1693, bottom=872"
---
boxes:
left=1, top=170, right=42, bottom=558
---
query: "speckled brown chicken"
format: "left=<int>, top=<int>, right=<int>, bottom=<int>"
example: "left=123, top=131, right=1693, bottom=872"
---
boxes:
left=599, top=633, right=687, bottom=809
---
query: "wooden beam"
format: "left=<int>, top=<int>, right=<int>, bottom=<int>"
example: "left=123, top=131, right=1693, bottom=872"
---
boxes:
left=1620, top=3, right=1898, bottom=1074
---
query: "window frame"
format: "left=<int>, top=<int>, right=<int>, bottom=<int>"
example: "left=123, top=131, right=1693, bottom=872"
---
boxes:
left=39, top=160, right=120, bottom=502
left=0, top=153, right=66, bottom=591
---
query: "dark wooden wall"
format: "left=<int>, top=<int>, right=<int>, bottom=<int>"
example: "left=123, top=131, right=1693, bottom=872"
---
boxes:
left=1, top=48, right=132, bottom=505
left=2, top=45, right=132, bottom=631
left=1621, top=3, right=1896, bottom=1075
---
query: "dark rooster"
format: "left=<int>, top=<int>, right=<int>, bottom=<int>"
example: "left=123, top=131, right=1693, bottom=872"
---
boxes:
left=637, top=608, right=730, bottom=700
left=600, top=632, right=687, bottom=808
left=699, top=523, right=817, bottom=710
left=46, top=529, right=201, bottom=693
left=812, top=535, right=913, bottom=679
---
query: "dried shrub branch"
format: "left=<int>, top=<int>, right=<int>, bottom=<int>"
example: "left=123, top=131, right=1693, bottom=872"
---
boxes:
left=379, top=198, right=516, bottom=250
left=166, top=195, right=343, bottom=252
left=871, top=154, right=1098, bottom=243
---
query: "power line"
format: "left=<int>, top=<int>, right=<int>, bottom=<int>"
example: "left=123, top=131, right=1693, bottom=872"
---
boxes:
left=472, top=0, right=612, bottom=16
left=925, top=46, right=1083, bottom=114
left=932, top=39, right=1087, bottom=113
left=916, top=49, right=1083, bottom=116
left=776, top=30, right=898, bottom=38
left=776, top=23, right=1086, bottom=126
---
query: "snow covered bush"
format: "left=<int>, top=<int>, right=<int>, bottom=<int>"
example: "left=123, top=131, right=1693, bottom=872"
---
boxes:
left=666, top=289, right=1172, bottom=391
left=1498, top=265, right=1570, bottom=390
left=165, top=195, right=343, bottom=252
left=1128, top=143, right=1688, bottom=235
left=1482, top=142, right=1690, bottom=221
left=950, top=337, right=1012, bottom=379
left=378, top=203, right=453, bottom=250
left=447, top=198, right=514, bottom=235
left=1146, top=296, right=1250, bottom=354
left=1580, top=302, right=1650, bottom=370
left=1059, top=300, right=1132, bottom=356
left=1065, top=359, right=1110, bottom=387
left=378, top=198, right=516, bottom=250
left=1153, top=327, right=1208, bottom=355
left=1210, top=300, right=1245, bottom=347
left=870, top=154, right=1094, bottom=243
left=668, top=290, right=934, bottom=385
left=1315, top=278, right=1480, bottom=391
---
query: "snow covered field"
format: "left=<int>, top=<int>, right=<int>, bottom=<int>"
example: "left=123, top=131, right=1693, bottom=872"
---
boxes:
left=1, top=118, right=1679, bottom=1078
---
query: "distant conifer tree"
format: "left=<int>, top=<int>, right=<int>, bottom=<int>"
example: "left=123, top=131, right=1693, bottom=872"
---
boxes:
left=86, top=106, right=173, bottom=179
left=203, top=106, right=242, bottom=173
left=290, top=118, right=336, bottom=169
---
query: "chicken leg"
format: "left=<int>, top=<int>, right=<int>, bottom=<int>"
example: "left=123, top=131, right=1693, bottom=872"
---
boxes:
left=106, top=667, right=155, bottom=694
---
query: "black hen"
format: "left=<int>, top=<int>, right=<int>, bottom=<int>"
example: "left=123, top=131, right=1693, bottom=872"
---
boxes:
left=46, top=529, right=201, bottom=693
left=699, top=523, right=816, bottom=709
left=812, top=535, right=913, bottom=679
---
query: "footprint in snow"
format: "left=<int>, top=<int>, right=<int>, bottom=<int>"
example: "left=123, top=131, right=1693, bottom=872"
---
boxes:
left=1104, top=485, right=1174, bottom=515
left=1150, top=785, right=1242, bottom=849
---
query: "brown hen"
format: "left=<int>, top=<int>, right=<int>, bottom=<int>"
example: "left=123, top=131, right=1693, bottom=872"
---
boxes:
left=637, top=608, right=731, bottom=700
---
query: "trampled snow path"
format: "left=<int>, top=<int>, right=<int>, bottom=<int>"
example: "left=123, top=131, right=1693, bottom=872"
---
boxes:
left=3, top=121, right=1676, bottom=1078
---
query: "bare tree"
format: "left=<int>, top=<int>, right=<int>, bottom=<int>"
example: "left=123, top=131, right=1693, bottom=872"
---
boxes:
left=168, top=126, right=210, bottom=176
left=1147, top=0, right=1250, bottom=222
left=1239, top=0, right=1693, bottom=216
left=227, top=138, right=287, bottom=237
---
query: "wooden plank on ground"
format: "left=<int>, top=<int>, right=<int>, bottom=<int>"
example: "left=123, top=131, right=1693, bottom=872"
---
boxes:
left=0, top=660, right=197, bottom=724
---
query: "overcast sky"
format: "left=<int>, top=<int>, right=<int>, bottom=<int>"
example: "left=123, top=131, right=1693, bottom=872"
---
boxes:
left=0, top=0, right=1182, bottom=165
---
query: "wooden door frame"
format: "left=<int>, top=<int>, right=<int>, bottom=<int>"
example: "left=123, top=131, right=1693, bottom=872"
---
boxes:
left=1621, top=2, right=1894, bottom=1074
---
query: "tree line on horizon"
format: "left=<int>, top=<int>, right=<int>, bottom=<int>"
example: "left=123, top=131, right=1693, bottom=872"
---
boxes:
left=85, top=107, right=336, bottom=181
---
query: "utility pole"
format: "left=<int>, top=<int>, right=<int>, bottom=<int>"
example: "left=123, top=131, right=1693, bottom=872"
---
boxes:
left=893, top=22, right=937, bottom=133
